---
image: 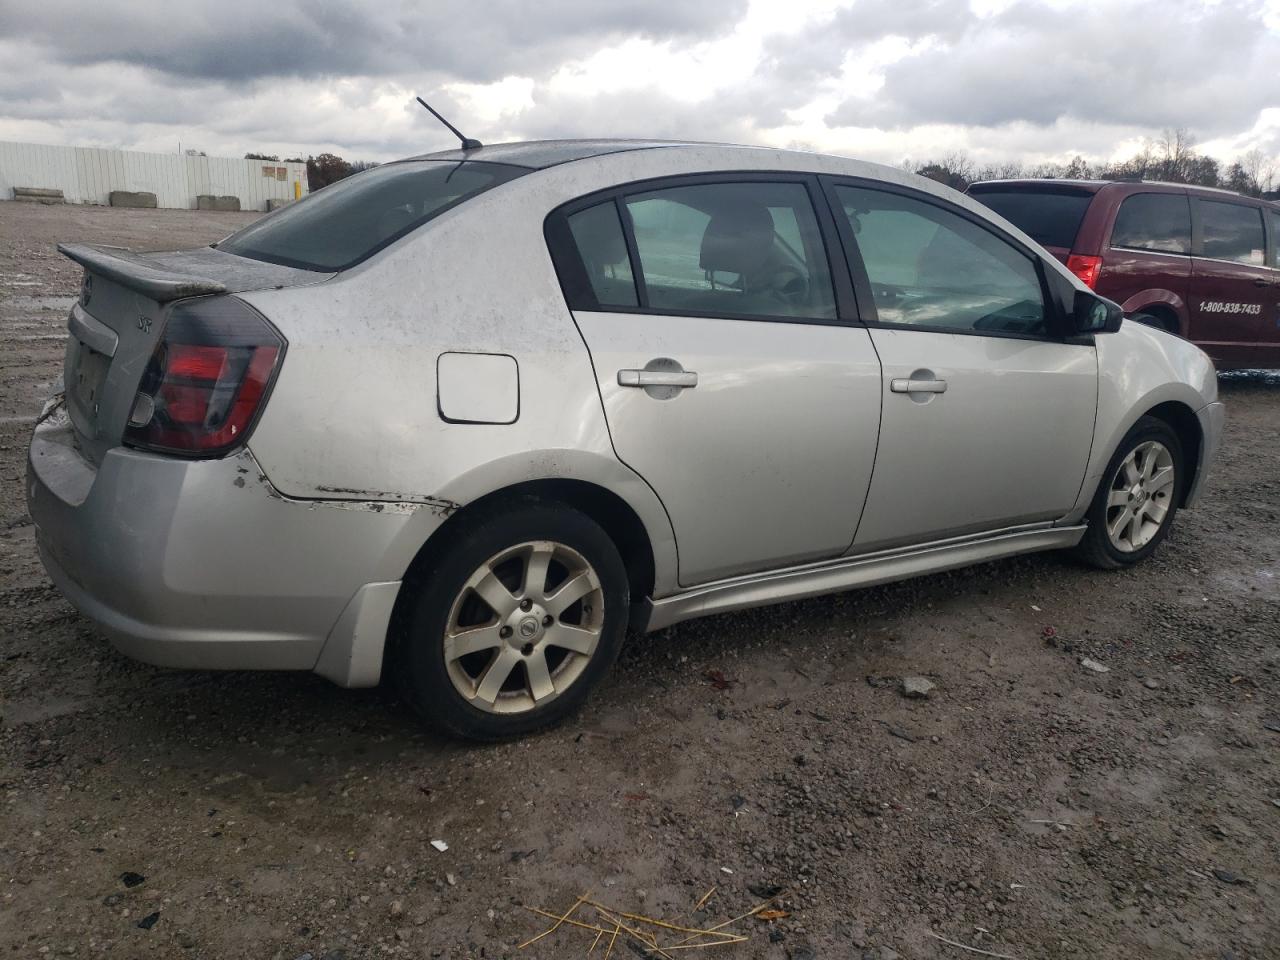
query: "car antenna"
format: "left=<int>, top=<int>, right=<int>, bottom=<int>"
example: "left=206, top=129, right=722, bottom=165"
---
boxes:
left=415, top=96, right=482, bottom=151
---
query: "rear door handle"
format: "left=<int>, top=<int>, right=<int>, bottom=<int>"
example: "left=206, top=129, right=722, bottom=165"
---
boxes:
left=1252, top=277, right=1271, bottom=288
left=618, top=369, right=698, bottom=388
left=890, top=378, right=947, bottom=394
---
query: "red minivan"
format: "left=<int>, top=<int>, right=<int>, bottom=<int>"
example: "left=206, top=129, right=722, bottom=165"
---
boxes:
left=968, top=179, right=1280, bottom=368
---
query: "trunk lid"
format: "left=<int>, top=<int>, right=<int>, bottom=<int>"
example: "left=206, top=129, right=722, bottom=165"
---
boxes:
left=57, top=244, right=329, bottom=465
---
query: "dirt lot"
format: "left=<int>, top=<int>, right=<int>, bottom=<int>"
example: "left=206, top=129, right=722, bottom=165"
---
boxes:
left=1, top=199, right=1278, bottom=960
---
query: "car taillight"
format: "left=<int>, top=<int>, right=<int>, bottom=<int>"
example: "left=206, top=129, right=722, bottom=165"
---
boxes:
left=124, top=296, right=285, bottom=457
left=1066, top=254, right=1103, bottom=290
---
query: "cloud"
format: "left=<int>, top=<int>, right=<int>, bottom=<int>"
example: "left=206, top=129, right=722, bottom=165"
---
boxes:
left=0, top=0, right=1276, bottom=171
left=826, top=0, right=1280, bottom=136
left=760, top=0, right=972, bottom=88
left=0, top=0, right=749, bottom=84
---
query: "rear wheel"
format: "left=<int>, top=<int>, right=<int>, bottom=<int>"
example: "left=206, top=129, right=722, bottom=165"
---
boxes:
left=1073, top=416, right=1183, bottom=569
left=1130, top=311, right=1177, bottom=334
left=392, top=500, right=629, bottom=740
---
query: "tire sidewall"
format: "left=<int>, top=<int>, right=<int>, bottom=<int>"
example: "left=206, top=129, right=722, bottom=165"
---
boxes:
left=394, top=500, right=629, bottom=740
left=1087, top=417, right=1184, bottom=567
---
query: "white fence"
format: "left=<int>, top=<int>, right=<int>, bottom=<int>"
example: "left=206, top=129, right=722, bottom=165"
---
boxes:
left=0, top=141, right=309, bottom=210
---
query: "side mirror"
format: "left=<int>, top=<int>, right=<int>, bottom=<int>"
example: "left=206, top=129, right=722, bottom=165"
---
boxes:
left=1073, top=290, right=1123, bottom=335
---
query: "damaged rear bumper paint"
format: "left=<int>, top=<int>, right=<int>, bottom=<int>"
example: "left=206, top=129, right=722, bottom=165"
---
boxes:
left=26, top=410, right=442, bottom=686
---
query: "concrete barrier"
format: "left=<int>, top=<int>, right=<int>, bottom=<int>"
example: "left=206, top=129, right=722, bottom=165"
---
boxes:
left=265, top=198, right=294, bottom=212
left=109, top=191, right=158, bottom=208
left=13, top=187, right=65, bottom=204
left=196, top=194, right=242, bottom=212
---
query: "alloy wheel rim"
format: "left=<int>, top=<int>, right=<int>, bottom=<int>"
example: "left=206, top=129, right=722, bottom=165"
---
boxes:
left=1105, top=440, right=1176, bottom=553
left=443, top=541, right=604, bottom=714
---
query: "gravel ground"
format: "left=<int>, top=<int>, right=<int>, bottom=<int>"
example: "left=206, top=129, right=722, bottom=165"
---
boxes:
left=1, top=200, right=1278, bottom=960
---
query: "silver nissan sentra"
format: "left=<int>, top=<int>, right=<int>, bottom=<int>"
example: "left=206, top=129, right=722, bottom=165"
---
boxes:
left=27, top=139, right=1224, bottom=740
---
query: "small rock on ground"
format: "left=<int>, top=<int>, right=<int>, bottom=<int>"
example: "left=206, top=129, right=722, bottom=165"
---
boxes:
left=900, top=676, right=935, bottom=698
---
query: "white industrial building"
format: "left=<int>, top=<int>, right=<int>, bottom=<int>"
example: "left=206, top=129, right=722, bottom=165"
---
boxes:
left=0, top=140, right=308, bottom=211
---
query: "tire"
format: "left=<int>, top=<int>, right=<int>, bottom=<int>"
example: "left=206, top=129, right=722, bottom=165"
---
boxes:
left=1073, top=416, right=1184, bottom=570
left=391, top=498, right=629, bottom=741
left=1130, top=312, right=1176, bottom=334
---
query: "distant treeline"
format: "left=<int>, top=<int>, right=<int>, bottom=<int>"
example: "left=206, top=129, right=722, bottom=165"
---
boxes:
left=245, top=152, right=378, bottom=191
left=910, top=128, right=1278, bottom=198
left=243, top=128, right=1279, bottom=201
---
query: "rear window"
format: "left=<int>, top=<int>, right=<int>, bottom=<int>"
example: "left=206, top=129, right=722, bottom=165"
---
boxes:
left=218, top=160, right=527, bottom=271
left=967, top=188, right=1092, bottom=249
left=1110, top=193, right=1191, bottom=254
left=1198, top=200, right=1265, bottom=266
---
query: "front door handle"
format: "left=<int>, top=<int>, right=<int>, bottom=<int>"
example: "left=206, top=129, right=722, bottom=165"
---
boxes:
left=618, top=369, right=699, bottom=388
left=890, top=378, right=947, bottom=394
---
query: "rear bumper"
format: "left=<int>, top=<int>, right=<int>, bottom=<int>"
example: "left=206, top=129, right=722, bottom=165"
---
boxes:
left=1185, top=400, right=1226, bottom=508
left=26, top=412, right=432, bottom=686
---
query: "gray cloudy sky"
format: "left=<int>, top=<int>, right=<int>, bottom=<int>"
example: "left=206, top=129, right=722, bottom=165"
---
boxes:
left=0, top=0, right=1277, bottom=168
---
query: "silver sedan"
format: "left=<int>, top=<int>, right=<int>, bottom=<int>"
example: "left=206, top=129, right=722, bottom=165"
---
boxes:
left=28, top=140, right=1224, bottom=739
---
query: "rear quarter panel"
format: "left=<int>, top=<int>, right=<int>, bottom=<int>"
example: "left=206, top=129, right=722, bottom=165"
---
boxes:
left=237, top=172, right=683, bottom=590
left=1096, top=249, right=1190, bottom=330
left=1084, top=183, right=1193, bottom=329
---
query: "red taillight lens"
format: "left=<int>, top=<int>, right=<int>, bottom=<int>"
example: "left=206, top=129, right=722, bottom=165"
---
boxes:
left=1066, top=254, right=1103, bottom=290
left=125, top=297, right=284, bottom=457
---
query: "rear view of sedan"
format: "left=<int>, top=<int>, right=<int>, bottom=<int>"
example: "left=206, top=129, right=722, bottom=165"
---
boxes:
left=28, top=140, right=1224, bottom=740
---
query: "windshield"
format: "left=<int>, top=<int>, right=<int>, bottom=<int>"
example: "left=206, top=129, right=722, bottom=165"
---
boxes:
left=967, top=188, right=1093, bottom=249
left=218, top=160, right=528, bottom=271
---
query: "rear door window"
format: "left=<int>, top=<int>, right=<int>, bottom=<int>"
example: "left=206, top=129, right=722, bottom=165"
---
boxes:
left=1197, top=200, right=1266, bottom=266
left=834, top=185, right=1047, bottom=336
left=566, top=202, right=638, bottom=307
left=1269, top=210, right=1280, bottom=268
left=1110, top=193, right=1192, bottom=254
left=966, top=188, right=1092, bottom=249
left=218, top=160, right=527, bottom=271
left=621, top=181, right=837, bottom=321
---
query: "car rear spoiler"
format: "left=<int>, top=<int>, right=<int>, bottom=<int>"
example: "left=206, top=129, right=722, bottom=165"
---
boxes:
left=58, top=243, right=229, bottom=302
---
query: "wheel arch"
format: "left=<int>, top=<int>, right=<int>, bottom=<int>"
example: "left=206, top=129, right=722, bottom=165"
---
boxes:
left=1119, top=292, right=1187, bottom=335
left=407, top=477, right=657, bottom=600
left=1141, top=400, right=1203, bottom=507
left=383, top=475, right=666, bottom=680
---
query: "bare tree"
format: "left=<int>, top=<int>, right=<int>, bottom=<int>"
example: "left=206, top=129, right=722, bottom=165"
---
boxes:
left=915, top=150, right=977, bottom=190
left=908, top=128, right=1278, bottom=197
left=1153, top=127, right=1198, bottom=182
left=1240, top=148, right=1275, bottom=194
left=1063, top=155, right=1092, bottom=179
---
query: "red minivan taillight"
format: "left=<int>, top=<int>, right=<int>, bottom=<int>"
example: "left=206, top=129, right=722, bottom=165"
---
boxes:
left=125, top=297, right=285, bottom=457
left=1066, top=254, right=1103, bottom=290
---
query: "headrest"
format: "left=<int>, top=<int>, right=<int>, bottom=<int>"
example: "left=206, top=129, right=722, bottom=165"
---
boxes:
left=584, top=217, right=629, bottom=268
left=699, top=204, right=774, bottom=275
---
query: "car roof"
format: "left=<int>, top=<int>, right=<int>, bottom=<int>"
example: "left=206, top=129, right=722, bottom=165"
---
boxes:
left=969, top=179, right=1106, bottom=193
left=404, top=139, right=701, bottom=169
left=971, top=178, right=1265, bottom=203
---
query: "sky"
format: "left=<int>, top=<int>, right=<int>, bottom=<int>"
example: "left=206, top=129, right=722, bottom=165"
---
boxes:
left=0, top=0, right=1278, bottom=171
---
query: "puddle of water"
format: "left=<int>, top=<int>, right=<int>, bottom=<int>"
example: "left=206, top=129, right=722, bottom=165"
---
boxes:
left=1220, top=369, right=1280, bottom=387
left=1211, top=563, right=1277, bottom=594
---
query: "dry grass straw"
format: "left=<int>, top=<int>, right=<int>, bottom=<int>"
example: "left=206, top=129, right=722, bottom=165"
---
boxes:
left=519, top=886, right=786, bottom=955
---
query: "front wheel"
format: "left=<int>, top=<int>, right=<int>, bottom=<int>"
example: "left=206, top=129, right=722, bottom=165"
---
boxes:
left=391, top=500, right=629, bottom=741
left=1073, top=416, right=1183, bottom=569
